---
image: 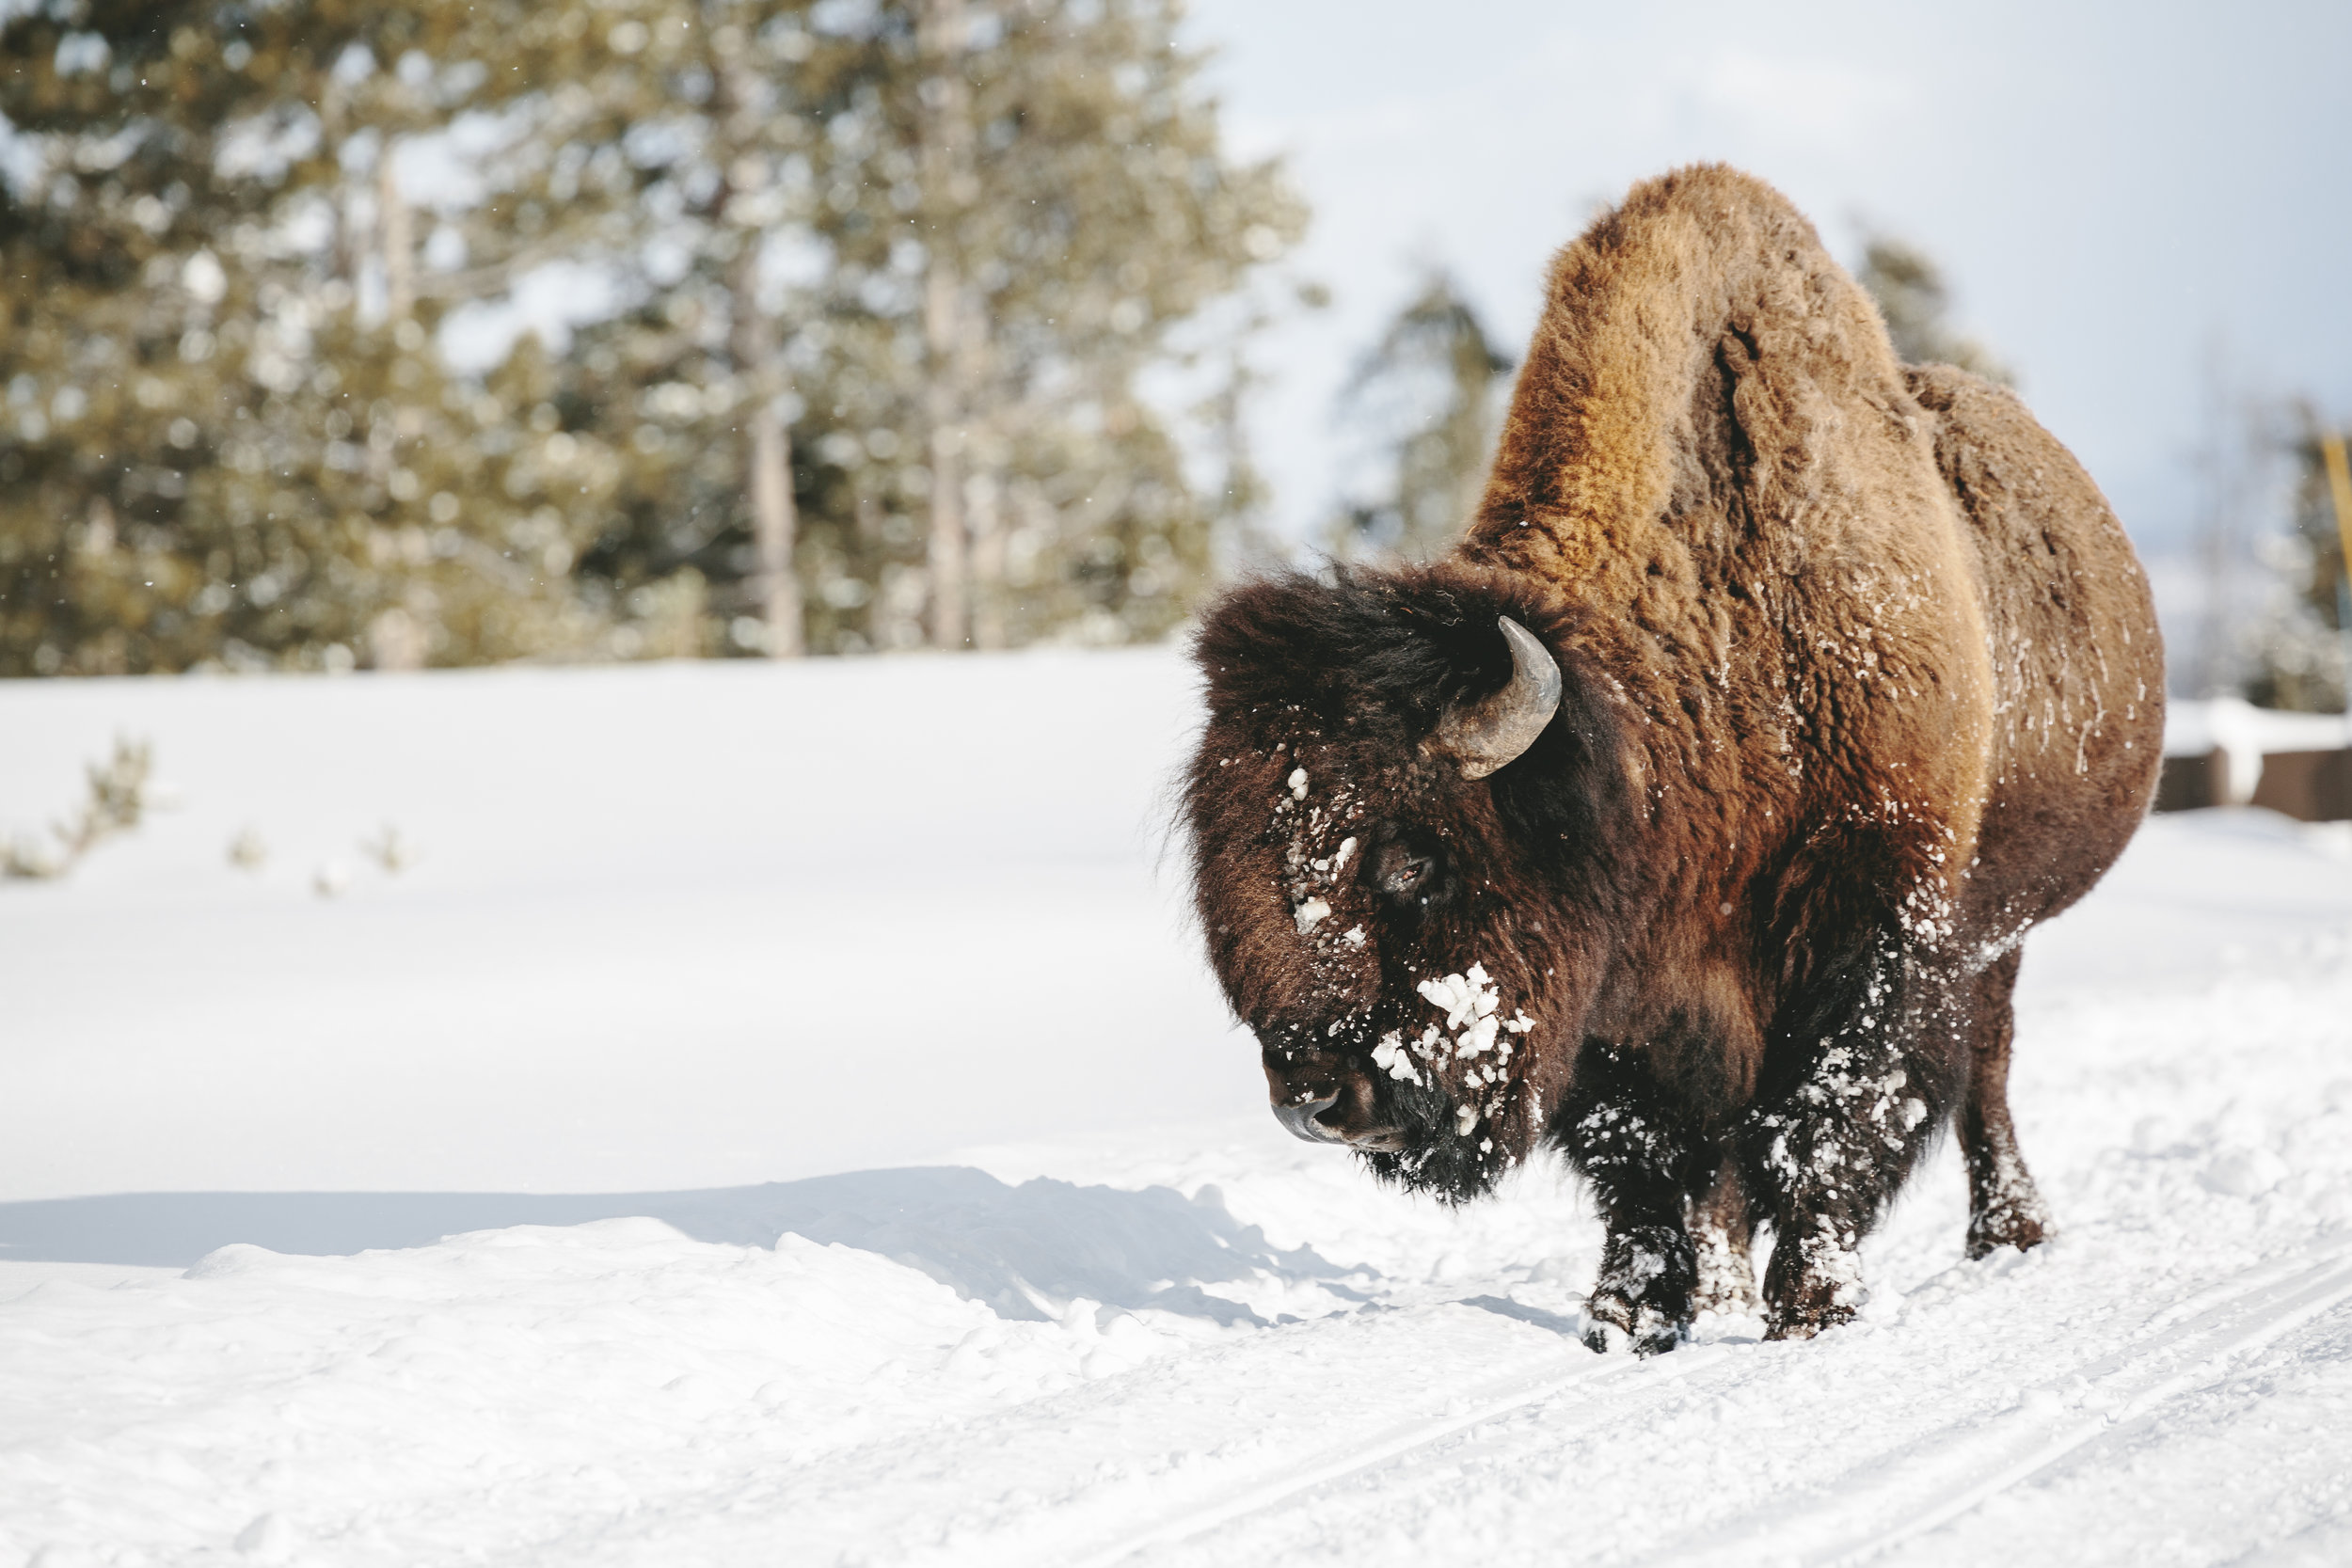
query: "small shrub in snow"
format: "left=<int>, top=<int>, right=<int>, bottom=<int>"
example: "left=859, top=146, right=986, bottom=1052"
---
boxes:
left=2, top=736, right=155, bottom=883
left=227, top=827, right=269, bottom=872
left=360, top=824, right=421, bottom=875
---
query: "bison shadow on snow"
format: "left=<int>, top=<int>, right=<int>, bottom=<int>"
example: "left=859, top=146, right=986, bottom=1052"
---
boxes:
left=0, top=1168, right=1371, bottom=1326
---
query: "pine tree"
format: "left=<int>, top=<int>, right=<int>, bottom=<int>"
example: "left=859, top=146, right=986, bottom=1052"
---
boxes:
left=4, top=0, right=1304, bottom=669
left=393, top=0, right=901, bottom=660
left=826, top=0, right=1307, bottom=648
left=1327, top=271, right=1512, bottom=562
left=0, top=2, right=633, bottom=673
left=2243, top=412, right=2352, bottom=713
left=388, top=0, right=1303, bottom=655
left=1854, top=231, right=2012, bottom=386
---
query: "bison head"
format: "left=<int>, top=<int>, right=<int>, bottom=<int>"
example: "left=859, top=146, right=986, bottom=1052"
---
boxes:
left=1184, top=565, right=1635, bottom=1202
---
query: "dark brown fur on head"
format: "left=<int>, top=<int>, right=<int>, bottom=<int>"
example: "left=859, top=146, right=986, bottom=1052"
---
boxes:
left=1184, top=562, right=1635, bottom=1201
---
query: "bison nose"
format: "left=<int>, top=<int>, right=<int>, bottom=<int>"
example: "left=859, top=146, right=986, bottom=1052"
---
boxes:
left=1271, top=1088, right=1346, bottom=1144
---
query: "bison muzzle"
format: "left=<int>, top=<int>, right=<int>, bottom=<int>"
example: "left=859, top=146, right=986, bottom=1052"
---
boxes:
left=1183, top=166, right=2164, bottom=1352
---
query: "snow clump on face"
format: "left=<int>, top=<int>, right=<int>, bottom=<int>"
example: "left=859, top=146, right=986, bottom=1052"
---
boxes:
left=1385, top=964, right=1541, bottom=1135
left=1371, top=1032, right=1421, bottom=1085
left=1411, top=965, right=1535, bottom=1065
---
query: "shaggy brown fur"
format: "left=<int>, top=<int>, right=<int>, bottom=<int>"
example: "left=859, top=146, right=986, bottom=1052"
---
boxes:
left=1184, top=166, right=2163, bottom=1350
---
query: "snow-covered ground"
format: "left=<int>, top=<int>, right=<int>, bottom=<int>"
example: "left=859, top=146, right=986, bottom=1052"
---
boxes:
left=4, top=657, right=2350, bottom=1567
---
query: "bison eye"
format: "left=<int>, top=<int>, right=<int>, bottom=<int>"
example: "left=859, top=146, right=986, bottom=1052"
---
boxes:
left=1373, top=838, right=1440, bottom=903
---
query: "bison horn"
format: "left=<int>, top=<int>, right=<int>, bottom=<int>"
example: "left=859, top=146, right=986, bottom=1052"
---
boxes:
left=1433, top=616, right=1562, bottom=779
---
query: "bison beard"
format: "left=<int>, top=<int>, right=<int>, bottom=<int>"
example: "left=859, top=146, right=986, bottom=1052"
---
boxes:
left=1183, top=166, right=2164, bottom=1353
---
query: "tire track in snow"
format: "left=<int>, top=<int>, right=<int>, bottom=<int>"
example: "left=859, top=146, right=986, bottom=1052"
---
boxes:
left=632, top=1297, right=1619, bottom=1568
left=1052, top=1345, right=1674, bottom=1568
left=1653, top=1243, right=2352, bottom=1568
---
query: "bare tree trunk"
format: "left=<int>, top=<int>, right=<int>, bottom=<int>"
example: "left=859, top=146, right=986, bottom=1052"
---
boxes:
left=379, top=152, right=413, bottom=324
left=731, top=243, right=803, bottom=658
left=925, top=272, right=967, bottom=649
left=710, top=43, right=803, bottom=660
left=750, top=401, right=803, bottom=657
left=2324, top=432, right=2352, bottom=700
left=919, top=0, right=973, bottom=650
left=968, top=468, right=1005, bottom=649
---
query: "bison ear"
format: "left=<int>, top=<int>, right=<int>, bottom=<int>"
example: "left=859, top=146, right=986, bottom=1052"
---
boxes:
left=1429, top=616, right=1562, bottom=779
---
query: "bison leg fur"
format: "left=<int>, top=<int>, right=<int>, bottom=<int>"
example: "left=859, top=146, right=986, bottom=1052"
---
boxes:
left=1960, top=948, right=2052, bottom=1259
left=1688, top=1158, right=1759, bottom=1317
left=1743, top=942, right=1954, bottom=1340
left=1560, top=1048, right=1709, bottom=1355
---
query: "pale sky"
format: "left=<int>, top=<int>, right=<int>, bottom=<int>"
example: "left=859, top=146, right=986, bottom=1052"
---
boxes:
left=1180, top=0, right=2352, bottom=562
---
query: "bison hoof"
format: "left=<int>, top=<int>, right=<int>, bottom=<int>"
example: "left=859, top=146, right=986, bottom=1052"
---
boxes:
left=1581, top=1224, right=1696, bottom=1355
left=1580, top=1293, right=1680, bottom=1356
left=1965, top=1204, right=2049, bottom=1260
left=1762, top=1299, right=1857, bottom=1341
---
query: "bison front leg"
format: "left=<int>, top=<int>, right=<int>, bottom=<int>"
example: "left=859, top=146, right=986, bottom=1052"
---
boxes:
left=1560, top=1047, right=1708, bottom=1355
left=1743, top=945, right=1954, bottom=1340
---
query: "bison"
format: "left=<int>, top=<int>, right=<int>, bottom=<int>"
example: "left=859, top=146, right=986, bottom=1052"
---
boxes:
left=1183, top=166, right=2164, bottom=1350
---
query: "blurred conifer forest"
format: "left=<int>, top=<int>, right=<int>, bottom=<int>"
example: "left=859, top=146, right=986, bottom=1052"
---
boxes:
left=1324, top=270, right=1511, bottom=566
left=0, top=0, right=1305, bottom=673
left=2239, top=418, right=2352, bottom=713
